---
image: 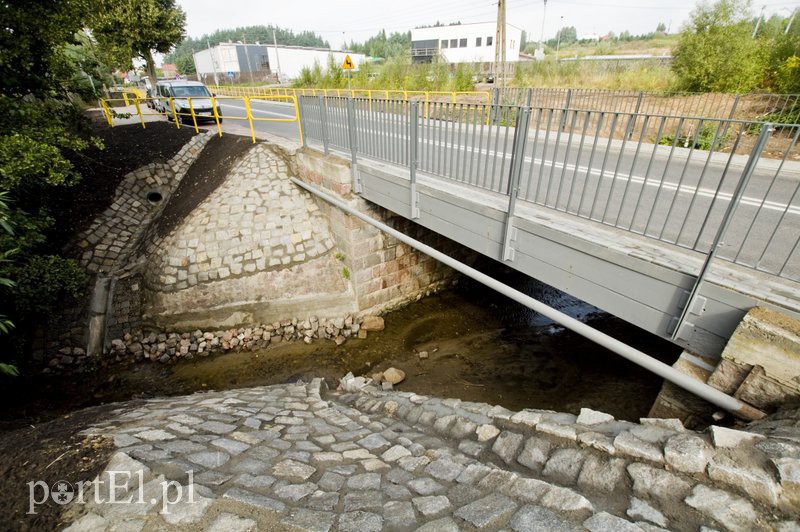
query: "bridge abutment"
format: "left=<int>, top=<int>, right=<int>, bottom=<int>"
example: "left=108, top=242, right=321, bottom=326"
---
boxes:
left=651, top=306, right=800, bottom=425
left=294, top=147, right=462, bottom=315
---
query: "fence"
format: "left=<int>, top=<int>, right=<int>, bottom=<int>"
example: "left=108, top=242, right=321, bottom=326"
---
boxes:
left=208, top=85, right=491, bottom=106
left=497, top=88, right=800, bottom=128
left=299, top=95, right=800, bottom=283
left=99, top=95, right=302, bottom=143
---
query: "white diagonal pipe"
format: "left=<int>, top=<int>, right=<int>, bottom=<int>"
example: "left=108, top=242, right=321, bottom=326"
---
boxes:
left=291, top=176, right=766, bottom=421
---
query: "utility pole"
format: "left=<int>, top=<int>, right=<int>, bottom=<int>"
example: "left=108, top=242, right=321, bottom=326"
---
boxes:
left=242, top=35, right=253, bottom=83
left=191, top=47, right=200, bottom=81
left=537, top=0, right=548, bottom=60
left=555, top=16, right=564, bottom=56
left=207, top=39, right=219, bottom=85
left=752, top=4, right=766, bottom=38
left=272, top=29, right=282, bottom=83
left=787, top=7, right=797, bottom=34
left=494, top=0, right=506, bottom=87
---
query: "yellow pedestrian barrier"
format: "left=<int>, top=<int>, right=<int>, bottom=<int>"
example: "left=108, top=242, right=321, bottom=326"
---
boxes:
left=207, top=86, right=491, bottom=108
left=100, top=94, right=304, bottom=146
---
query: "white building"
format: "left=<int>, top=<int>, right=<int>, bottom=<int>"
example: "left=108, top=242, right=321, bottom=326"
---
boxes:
left=193, top=43, right=365, bottom=82
left=410, top=22, right=523, bottom=64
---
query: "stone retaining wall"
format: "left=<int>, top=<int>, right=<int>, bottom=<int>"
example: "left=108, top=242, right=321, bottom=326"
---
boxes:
left=48, top=137, right=470, bottom=371
left=140, top=143, right=353, bottom=330
left=42, top=133, right=213, bottom=370
left=650, top=307, right=800, bottom=427
left=104, top=314, right=379, bottom=364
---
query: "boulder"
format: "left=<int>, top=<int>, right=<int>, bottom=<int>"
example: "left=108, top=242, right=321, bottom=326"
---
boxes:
left=361, top=316, right=385, bottom=332
left=383, top=367, right=406, bottom=384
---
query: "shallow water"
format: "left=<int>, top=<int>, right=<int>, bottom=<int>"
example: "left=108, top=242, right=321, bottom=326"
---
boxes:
left=1, top=261, right=682, bottom=427
left=166, top=264, right=681, bottom=421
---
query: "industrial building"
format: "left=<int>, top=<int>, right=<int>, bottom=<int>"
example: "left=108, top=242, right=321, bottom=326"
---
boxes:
left=192, top=43, right=365, bottom=83
left=410, top=22, right=523, bottom=64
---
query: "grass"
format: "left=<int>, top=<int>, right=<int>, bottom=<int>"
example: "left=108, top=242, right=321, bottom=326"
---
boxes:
left=551, top=35, right=679, bottom=60
left=510, top=59, right=677, bottom=92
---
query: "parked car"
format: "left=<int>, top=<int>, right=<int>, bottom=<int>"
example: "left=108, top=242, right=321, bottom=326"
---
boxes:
left=153, top=80, right=222, bottom=124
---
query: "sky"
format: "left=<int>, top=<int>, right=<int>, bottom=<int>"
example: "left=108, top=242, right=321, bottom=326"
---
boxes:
left=176, top=0, right=799, bottom=49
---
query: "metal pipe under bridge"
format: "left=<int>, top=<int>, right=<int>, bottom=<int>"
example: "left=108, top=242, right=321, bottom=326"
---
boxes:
left=297, top=94, right=800, bottom=357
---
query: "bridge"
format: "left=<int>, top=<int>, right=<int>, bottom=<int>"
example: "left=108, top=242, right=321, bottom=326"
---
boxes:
left=285, top=95, right=800, bottom=359
left=103, top=91, right=800, bottom=359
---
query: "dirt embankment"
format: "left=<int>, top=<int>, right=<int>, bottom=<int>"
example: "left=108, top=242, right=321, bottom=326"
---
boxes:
left=54, top=118, right=198, bottom=250
left=152, top=134, right=254, bottom=239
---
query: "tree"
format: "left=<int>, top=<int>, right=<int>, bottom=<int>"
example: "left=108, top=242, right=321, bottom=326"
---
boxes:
left=0, top=1, right=107, bottom=372
left=350, top=30, right=411, bottom=59
left=672, top=0, right=767, bottom=92
left=0, top=0, right=94, bottom=96
left=175, top=54, right=196, bottom=76
left=92, top=0, right=186, bottom=86
left=656, top=22, right=667, bottom=33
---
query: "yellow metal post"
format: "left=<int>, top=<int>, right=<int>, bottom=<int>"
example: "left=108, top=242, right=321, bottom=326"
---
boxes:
left=133, top=99, right=146, bottom=128
left=292, top=96, right=304, bottom=146
left=211, top=97, right=223, bottom=137
left=169, top=98, right=181, bottom=129
left=100, top=100, right=114, bottom=126
left=122, top=92, right=130, bottom=106
left=188, top=97, right=199, bottom=133
left=244, top=97, right=256, bottom=143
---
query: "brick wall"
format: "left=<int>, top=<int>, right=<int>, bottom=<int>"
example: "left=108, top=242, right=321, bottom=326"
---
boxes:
left=295, top=148, right=467, bottom=315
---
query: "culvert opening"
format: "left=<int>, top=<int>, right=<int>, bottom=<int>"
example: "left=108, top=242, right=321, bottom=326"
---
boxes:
left=147, top=191, right=163, bottom=204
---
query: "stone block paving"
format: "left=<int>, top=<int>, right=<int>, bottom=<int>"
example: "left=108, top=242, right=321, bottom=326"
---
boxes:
left=77, top=133, right=213, bottom=274
left=66, top=381, right=800, bottom=531
left=145, top=144, right=334, bottom=292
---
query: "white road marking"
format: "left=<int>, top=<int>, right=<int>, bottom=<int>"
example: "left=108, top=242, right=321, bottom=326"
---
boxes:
left=219, top=102, right=296, bottom=119
left=335, top=123, right=799, bottom=214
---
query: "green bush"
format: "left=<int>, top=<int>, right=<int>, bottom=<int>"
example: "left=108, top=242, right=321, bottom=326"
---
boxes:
left=13, top=256, right=88, bottom=322
left=671, top=0, right=768, bottom=92
left=774, top=56, right=800, bottom=94
left=292, top=55, right=476, bottom=92
left=659, top=122, right=728, bottom=150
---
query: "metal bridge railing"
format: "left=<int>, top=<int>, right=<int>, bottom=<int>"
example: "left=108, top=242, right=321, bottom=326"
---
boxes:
left=298, top=95, right=800, bottom=284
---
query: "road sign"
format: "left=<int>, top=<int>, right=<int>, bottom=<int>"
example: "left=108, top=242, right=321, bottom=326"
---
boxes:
left=227, top=71, right=235, bottom=78
left=342, top=55, right=355, bottom=70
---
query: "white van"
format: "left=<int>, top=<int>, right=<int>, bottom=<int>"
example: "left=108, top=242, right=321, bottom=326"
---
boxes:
left=154, top=80, right=222, bottom=124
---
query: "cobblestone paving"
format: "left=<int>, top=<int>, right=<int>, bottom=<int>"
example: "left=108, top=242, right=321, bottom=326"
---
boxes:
left=66, top=381, right=800, bottom=531
left=144, top=144, right=334, bottom=292
left=77, top=133, right=213, bottom=274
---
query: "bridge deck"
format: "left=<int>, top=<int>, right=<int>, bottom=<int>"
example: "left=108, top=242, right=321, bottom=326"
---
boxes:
left=349, top=152, right=800, bottom=357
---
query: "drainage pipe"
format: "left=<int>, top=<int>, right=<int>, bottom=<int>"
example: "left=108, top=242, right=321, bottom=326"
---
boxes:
left=291, top=177, right=766, bottom=421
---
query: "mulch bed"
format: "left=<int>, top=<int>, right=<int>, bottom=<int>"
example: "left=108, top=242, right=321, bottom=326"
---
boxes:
left=0, top=404, right=117, bottom=531
left=52, top=115, right=198, bottom=249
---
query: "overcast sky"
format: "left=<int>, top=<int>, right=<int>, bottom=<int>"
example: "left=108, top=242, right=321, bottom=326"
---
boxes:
left=176, top=0, right=798, bottom=49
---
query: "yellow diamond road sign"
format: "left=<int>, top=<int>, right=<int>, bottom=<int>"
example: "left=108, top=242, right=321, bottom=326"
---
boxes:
left=342, top=55, right=355, bottom=70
